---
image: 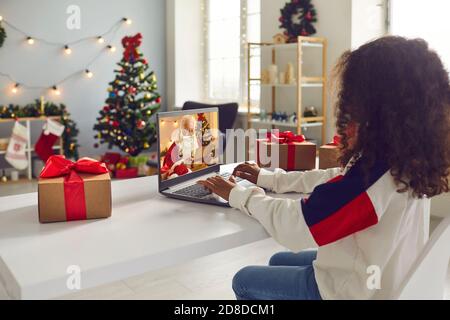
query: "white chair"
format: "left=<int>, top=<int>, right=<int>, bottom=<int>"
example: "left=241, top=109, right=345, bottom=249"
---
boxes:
left=395, top=217, right=450, bottom=300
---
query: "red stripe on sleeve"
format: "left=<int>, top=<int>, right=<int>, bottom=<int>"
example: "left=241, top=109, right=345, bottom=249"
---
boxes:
left=308, top=192, right=378, bottom=246
left=326, top=175, right=344, bottom=184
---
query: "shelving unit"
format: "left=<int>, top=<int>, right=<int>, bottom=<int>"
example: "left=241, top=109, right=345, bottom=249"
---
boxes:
left=0, top=116, right=63, bottom=181
left=246, top=36, right=328, bottom=142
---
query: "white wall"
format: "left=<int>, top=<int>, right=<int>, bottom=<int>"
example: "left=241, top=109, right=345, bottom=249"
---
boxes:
left=166, top=0, right=204, bottom=110
left=351, top=0, right=387, bottom=49
left=168, top=0, right=386, bottom=142
left=259, top=0, right=352, bottom=144
left=0, top=0, right=166, bottom=158
left=166, top=0, right=176, bottom=110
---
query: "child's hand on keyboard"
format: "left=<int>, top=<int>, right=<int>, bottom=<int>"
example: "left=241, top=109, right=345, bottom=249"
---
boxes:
left=197, top=175, right=236, bottom=201
left=232, top=162, right=260, bottom=184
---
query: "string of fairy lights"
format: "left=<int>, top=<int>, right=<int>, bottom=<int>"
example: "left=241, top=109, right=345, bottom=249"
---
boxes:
left=0, top=14, right=133, bottom=96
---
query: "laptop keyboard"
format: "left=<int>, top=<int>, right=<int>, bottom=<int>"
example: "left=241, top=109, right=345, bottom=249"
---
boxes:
left=173, top=173, right=244, bottom=198
left=220, top=172, right=244, bottom=183
left=173, top=184, right=212, bottom=198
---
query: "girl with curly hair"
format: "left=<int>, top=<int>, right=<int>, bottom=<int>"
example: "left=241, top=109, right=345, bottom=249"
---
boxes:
left=198, top=36, right=450, bottom=299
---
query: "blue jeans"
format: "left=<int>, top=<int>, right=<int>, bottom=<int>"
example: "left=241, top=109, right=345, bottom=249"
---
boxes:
left=232, top=250, right=322, bottom=300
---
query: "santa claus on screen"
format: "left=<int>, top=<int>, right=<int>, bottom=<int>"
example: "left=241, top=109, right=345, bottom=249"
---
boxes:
left=161, top=115, right=200, bottom=180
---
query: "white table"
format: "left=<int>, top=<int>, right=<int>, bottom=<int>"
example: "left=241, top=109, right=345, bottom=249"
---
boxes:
left=0, top=167, right=270, bottom=299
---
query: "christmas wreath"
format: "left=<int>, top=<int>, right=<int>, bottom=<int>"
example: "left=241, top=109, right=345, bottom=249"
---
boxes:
left=0, top=21, right=6, bottom=48
left=279, top=0, right=317, bottom=42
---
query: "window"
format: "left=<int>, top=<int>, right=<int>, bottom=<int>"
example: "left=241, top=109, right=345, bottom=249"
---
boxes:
left=390, top=0, right=450, bottom=70
left=205, top=0, right=261, bottom=103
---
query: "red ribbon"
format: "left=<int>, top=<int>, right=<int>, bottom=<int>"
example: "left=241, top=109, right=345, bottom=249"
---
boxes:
left=122, top=33, right=142, bottom=62
left=40, top=155, right=109, bottom=221
left=329, top=135, right=341, bottom=146
left=258, top=131, right=306, bottom=170
left=266, top=131, right=305, bottom=144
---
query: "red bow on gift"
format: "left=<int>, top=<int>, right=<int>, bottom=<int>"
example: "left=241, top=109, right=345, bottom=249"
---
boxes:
left=122, top=33, right=143, bottom=62
left=266, top=131, right=306, bottom=144
left=40, top=156, right=109, bottom=221
left=329, top=135, right=341, bottom=146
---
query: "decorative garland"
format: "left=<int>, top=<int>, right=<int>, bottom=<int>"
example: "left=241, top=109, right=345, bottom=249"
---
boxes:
left=279, top=0, right=318, bottom=42
left=0, top=16, right=132, bottom=93
left=0, top=100, right=80, bottom=159
left=0, top=21, right=6, bottom=48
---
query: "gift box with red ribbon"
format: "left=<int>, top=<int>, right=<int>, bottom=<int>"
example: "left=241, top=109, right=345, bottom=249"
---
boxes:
left=319, top=136, right=341, bottom=169
left=38, top=155, right=112, bottom=223
left=256, top=131, right=316, bottom=171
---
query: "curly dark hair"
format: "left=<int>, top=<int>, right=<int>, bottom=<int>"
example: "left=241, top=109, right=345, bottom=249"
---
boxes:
left=334, top=36, right=450, bottom=198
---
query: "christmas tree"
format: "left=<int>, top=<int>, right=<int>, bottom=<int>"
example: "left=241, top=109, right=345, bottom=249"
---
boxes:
left=197, top=113, right=212, bottom=147
left=197, top=113, right=215, bottom=160
left=93, top=33, right=161, bottom=156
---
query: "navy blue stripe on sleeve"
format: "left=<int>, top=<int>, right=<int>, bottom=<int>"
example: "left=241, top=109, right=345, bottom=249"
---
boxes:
left=301, top=159, right=389, bottom=227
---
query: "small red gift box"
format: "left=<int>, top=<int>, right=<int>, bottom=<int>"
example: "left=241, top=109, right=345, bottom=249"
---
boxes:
left=101, top=152, right=122, bottom=172
left=115, top=167, right=138, bottom=179
left=319, top=136, right=341, bottom=169
left=256, top=131, right=316, bottom=171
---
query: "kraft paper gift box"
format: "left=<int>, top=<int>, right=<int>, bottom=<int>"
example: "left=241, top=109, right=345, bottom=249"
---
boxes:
left=319, top=136, right=341, bottom=169
left=38, top=155, right=111, bottom=223
left=256, top=132, right=316, bottom=171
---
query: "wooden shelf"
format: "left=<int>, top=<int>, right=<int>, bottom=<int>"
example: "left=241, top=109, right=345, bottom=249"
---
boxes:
left=248, top=40, right=324, bottom=49
left=0, top=116, right=64, bottom=181
left=246, top=37, right=328, bottom=142
left=0, top=144, right=61, bottom=155
left=0, top=177, right=35, bottom=184
left=250, top=82, right=323, bottom=88
left=249, top=118, right=323, bottom=128
left=0, top=116, right=60, bottom=123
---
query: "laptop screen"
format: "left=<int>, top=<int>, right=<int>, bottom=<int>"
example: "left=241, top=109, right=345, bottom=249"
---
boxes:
left=158, top=109, right=220, bottom=183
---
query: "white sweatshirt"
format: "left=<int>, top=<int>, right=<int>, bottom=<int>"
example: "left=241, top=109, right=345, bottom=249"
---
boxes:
left=229, top=160, right=430, bottom=300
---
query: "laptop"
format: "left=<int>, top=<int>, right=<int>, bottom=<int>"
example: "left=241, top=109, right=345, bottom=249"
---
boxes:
left=157, top=108, right=252, bottom=207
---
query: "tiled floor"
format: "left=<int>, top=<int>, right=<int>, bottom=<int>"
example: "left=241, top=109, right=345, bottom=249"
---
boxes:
left=60, top=236, right=450, bottom=300
left=1, top=236, right=447, bottom=300
left=56, top=238, right=284, bottom=300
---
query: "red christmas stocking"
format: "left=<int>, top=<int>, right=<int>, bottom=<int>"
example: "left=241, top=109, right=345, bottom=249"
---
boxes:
left=35, top=119, right=65, bottom=162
